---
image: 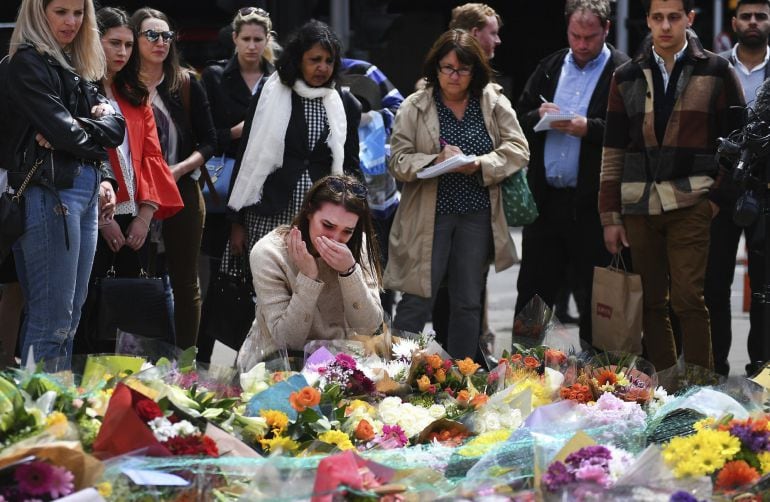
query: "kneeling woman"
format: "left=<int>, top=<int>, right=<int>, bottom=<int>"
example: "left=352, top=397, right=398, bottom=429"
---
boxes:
left=247, top=175, right=383, bottom=357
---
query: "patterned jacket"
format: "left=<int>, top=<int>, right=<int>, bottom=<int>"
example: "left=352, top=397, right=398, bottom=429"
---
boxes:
left=598, top=31, right=745, bottom=226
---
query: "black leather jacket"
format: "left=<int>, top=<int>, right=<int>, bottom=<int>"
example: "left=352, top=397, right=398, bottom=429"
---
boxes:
left=5, top=44, right=124, bottom=190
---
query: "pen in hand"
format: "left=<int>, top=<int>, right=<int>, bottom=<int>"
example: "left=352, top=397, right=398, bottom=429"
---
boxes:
left=539, top=94, right=548, bottom=104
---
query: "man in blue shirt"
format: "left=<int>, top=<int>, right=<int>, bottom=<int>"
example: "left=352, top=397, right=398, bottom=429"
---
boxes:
left=515, top=0, right=629, bottom=343
left=710, top=0, right=770, bottom=375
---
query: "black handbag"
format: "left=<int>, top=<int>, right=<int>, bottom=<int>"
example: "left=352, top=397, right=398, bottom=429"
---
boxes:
left=97, top=256, right=174, bottom=342
left=198, top=259, right=256, bottom=362
left=0, top=153, right=47, bottom=262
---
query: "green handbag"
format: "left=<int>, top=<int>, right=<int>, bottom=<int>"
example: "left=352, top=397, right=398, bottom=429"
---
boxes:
left=501, top=169, right=538, bottom=227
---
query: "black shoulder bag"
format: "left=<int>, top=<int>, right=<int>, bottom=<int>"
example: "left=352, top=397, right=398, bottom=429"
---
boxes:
left=0, top=154, right=45, bottom=262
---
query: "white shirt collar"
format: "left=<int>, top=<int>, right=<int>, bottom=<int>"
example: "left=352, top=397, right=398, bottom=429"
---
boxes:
left=652, top=40, right=688, bottom=66
left=730, top=43, right=770, bottom=75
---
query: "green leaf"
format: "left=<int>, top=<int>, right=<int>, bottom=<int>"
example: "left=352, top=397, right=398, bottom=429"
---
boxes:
left=178, top=347, right=198, bottom=372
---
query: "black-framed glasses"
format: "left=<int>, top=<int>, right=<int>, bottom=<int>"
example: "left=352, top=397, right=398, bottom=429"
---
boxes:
left=327, top=177, right=368, bottom=199
left=438, top=64, right=472, bottom=77
left=238, top=6, right=270, bottom=17
left=141, top=29, right=175, bottom=44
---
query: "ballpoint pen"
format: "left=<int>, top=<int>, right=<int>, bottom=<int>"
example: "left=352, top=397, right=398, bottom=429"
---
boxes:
left=539, top=94, right=548, bottom=103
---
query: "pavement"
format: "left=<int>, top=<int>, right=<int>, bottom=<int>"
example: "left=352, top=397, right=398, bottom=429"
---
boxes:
left=484, top=228, right=752, bottom=377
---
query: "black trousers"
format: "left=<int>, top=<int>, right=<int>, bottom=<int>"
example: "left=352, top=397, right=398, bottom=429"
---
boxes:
left=514, top=187, right=611, bottom=344
left=705, top=209, right=764, bottom=375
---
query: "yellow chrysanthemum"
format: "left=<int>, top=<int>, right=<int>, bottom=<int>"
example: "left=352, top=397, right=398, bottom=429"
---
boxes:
left=260, top=436, right=300, bottom=454
left=693, top=447, right=727, bottom=476
left=261, top=409, right=289, bottom=433
left=758, top=451, right=770, bottom=474
left=458, top=430, right=512, bottom=457
left=318, top=430, right=355, bottom=450
left=693, top=418, right=715, bottom=431
left=96, top=482, right=112, bottom=498
left=46, top=411, right=67, bottom=428
left=701, top=429, right=741, bottom=458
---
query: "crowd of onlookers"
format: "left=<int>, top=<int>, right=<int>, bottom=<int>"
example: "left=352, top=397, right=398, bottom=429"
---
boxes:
left=0, top=0, right=767, bottom=377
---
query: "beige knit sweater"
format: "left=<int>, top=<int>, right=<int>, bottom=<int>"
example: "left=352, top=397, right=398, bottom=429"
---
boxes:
left=246, top=226, right=384, bottom=356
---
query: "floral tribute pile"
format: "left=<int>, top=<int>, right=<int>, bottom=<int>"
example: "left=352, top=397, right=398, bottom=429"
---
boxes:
left=1, top=325, right=770, bottom=500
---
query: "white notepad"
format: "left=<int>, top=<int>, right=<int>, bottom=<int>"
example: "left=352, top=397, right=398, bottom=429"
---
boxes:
left=534, top=112, right=577, bottom=132
left=417, top=154, right=477, bottom=179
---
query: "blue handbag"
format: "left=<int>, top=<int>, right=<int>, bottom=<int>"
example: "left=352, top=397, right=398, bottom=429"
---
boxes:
left=202, top=155, right=236, bottom=213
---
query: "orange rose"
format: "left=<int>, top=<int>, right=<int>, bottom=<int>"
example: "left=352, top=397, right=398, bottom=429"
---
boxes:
left=470, top=394, right=489, bottom=409
left=434, top=368, right=447, bottom=383
left=417, top=375, right=432, bottom=392
left=456, top=357, right=481, bottom=376
left=545, top=349, right=566, bottom=365
left=425, top=354, right=443, bottom=370
left=289, top=386, right=321, bottom=412
left=456, top=390, right=470, bottom=404
left=510, top=353, right=523, bottom=364
left=354, top=419, right=375, bottom=441
left=523, top=356, right=540, bottom=369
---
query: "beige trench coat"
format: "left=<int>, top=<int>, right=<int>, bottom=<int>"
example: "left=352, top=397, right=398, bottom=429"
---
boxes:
left=384, top=83, right=530, bottom=298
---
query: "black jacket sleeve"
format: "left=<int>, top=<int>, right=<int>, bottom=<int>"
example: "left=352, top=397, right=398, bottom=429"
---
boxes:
left=341, top=89, right=362, bottom=178
left=225, top=85, right=263, bottom=224
left=188, top=75, right=217, bottom=161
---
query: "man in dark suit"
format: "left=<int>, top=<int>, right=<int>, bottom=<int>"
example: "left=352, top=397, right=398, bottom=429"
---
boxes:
left=515, top=0, right=629, bottom=343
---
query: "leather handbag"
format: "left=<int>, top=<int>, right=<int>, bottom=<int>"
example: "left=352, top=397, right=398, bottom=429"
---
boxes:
left=198, top=259, right=256, bottom=362
left=97, top=257, right=173, bottom=342
left=201, top=155, right=236, bottom=213
left=501, top=169, right=539, bottom=227
left=0, top=153, right=46, bottom=261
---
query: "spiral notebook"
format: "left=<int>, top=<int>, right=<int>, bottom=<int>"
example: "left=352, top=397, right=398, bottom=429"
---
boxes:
left=534, top=112, right=577, bottom=132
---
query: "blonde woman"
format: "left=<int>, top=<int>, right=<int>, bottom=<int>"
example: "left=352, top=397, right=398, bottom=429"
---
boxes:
left=6, top=0, right=125, bottom=366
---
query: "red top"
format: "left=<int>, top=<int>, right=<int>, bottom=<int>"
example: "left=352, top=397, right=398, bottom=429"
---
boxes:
left=107, top=88, right=183, bottom=220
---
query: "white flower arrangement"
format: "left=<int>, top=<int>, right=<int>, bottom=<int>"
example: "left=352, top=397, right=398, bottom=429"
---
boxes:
left=148, top=417, right=200, bottom=442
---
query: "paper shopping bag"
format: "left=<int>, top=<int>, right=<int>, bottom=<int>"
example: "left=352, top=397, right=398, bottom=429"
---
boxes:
left=591, top=254, right=643, bottom=354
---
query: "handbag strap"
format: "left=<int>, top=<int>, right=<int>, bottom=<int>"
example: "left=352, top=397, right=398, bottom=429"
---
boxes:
left=106, top=248, right=152, bottom=278
left=11, top=155, right=45, bottom=203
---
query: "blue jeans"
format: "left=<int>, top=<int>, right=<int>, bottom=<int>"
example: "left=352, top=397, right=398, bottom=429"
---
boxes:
left=14, top=165, right=99, bottom=368
left=393, top=209, right=492, bottom=359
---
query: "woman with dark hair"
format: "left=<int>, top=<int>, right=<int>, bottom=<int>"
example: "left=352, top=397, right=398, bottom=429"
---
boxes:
left=200, top=6, right=275, bottom=277
left=224, top=19, right=361, bottom=282
left=245, top=174, right=383, bottom=358
left=6, top=0, right=125, bottom=366
left=387, top=29, right=529, bottom=360
left=75, top=7, right=183, bottom=352
left=132, top=7, right=217, bottom=350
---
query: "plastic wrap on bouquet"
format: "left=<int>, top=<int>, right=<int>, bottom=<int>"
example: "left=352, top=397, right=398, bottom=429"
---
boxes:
left=511, top=296, right=583, bottom=355
left=586, top=352, right=658, bottom=405
left=657, top=358, right=724, bottom=392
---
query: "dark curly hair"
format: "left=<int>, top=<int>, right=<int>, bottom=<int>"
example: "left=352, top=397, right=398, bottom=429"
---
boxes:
left=275, top=19, right=342, bottom=87
left=290, top=175, right=383, bottom=286
left=422, top=29, right=492, bottom=97
left=96, top=7, right=148, bottom=106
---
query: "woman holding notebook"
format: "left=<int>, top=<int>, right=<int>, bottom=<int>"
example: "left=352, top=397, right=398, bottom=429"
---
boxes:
left=385, top=29, right=529, bottom=361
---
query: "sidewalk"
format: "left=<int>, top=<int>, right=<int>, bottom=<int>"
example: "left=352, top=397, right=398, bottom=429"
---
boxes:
left=487, top=229, right=751, bottom=376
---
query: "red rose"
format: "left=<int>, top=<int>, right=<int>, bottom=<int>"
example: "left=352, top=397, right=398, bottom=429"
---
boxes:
left=134, top=399, right=163, bottom=422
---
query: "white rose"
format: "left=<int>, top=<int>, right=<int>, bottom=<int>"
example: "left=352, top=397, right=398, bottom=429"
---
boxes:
left=428, top=404, right=446, bottom=419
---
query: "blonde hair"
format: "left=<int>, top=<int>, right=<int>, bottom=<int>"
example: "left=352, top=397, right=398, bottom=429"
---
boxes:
left=232, top=8, right=275, bottom=64
left=10, top=0, right=105, bottom=81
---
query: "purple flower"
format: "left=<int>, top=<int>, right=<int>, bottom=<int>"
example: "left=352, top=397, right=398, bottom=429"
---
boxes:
left=14, top=461, right=55, bottom=497
left=730, top=423, right=770, bottom=453
left=542, top=461, right=573, bottom=492
left=670, top=491, right=700, bottom=502
left=47, top=465, right=75, bottom=499
left=565, top=445, right=612, bottom=469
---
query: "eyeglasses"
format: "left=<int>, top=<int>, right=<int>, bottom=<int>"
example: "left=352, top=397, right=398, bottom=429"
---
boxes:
left=140, top=29, right=175, bottom=44
left=738, top=12, right=770, bottom=21
left=238, top=7, right=270, bottom=18
left=438, top=64, right=472, bottom=77
left=327, top=177, right=368, bottom=199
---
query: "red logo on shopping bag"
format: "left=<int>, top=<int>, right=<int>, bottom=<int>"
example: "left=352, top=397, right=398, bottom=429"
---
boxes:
left=596, top=303, right=613, bottom=319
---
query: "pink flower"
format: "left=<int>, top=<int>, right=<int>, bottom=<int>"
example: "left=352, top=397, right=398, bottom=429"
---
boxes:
left=47, top=465, right=75, bottom=498
left=377, top=424, right=409, bottom=448
left=14, top=461, right=55, bottom=497
left=574, top=464, right=611, bottom=487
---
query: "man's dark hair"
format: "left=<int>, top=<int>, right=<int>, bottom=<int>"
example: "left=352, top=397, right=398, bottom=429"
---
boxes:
left=422, top=29, right=492, bottom=97
left=736, top=0, right=770, bottom=10
left=564, top=0, right=611, bottom=26
left=641, top=0, right=695, bottom=14
left=276, top=19, right=342, bottom=87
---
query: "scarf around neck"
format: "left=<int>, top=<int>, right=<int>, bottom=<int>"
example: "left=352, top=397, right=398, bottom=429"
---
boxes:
left=228, top=72, right=346, bottom=211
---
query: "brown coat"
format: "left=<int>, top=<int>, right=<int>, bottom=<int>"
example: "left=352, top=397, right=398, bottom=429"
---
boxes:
left=384, top=83, right=530, bottom=297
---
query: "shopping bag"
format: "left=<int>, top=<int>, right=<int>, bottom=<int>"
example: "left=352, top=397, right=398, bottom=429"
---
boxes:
left=591, top=254, right=643, bottom=354
left=502, top=169, right=538, bottom=227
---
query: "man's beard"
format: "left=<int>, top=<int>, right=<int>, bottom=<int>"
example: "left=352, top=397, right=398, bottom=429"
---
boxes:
left=738, top=32, right=769, bottom=49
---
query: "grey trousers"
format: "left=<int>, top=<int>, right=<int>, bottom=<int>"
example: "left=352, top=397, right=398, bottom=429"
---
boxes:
left=393, top=209, right=492, bottom=359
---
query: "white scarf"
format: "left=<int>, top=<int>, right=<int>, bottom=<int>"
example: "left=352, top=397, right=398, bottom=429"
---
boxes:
left=228, top=72, right=347, bottom=211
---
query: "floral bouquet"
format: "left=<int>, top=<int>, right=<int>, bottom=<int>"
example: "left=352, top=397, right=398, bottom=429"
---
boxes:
left=662, top=415, right=770, bottom=495
left=541, top=444, right=634, bottom=498
left=0, top=456, right=78, bottom=501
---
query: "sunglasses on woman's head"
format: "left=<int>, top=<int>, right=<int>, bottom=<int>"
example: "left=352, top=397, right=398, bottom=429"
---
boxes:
left=141, top=29, right=175, bottom=43
left=327, top=178, right=368, bottom=199
left=238, top=6, right=270, bottom=17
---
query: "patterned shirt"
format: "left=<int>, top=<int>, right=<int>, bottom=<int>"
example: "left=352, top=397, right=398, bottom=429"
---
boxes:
left=301, top=96, right=328, bottom=150
left=434, top=90, right=492, bottom=215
